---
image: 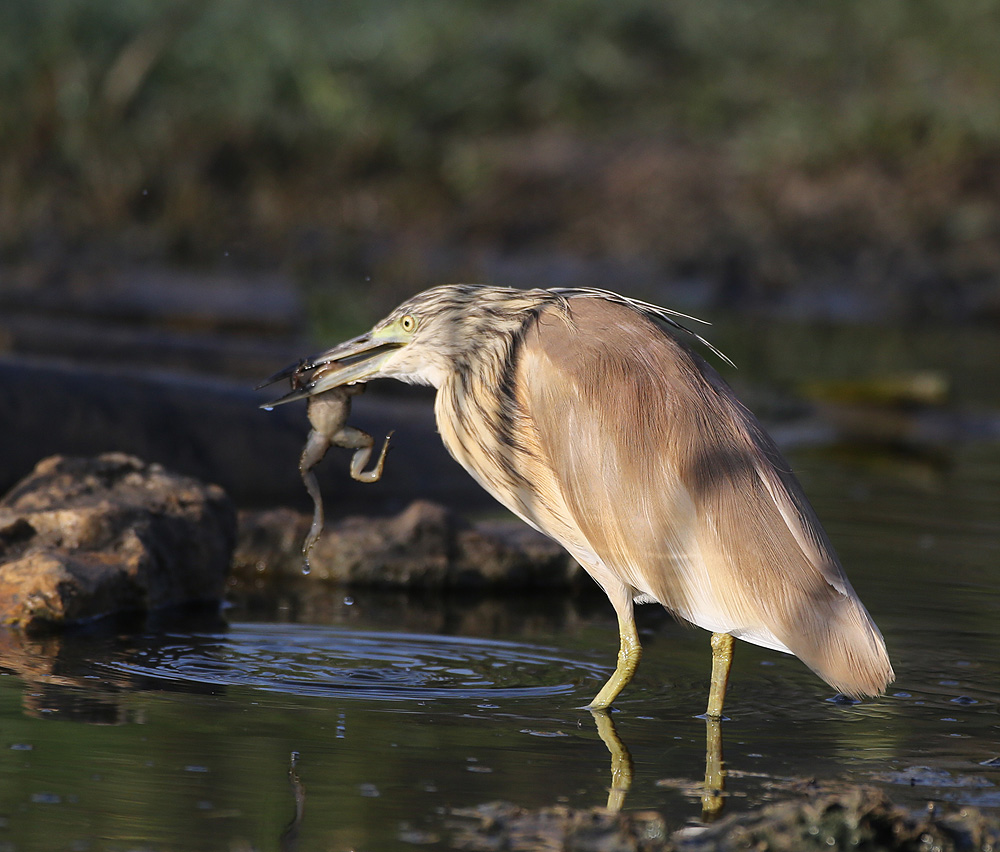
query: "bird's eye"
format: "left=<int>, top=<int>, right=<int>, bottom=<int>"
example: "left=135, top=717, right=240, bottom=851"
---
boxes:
left=400, top=315, right=417, bottom=333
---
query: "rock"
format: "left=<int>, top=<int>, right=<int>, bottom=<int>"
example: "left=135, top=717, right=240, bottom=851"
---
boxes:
left=0, top=355, right=489, bottom=512
left=0, top=453, right=235, bottom=632
left=232, top=500, right=584, bottom=590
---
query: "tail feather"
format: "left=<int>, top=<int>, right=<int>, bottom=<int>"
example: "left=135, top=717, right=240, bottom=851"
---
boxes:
left=781, top=594, right=894, bottom=697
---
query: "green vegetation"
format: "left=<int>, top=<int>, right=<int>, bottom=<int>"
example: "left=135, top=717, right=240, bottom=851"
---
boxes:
left=2, top=0, right=999, bottom=312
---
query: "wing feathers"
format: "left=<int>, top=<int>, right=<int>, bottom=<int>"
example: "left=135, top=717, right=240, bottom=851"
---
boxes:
left=521, top=298, right=893, bottom=696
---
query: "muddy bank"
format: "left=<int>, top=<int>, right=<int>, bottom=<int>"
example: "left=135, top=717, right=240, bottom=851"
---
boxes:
left=448, top=786, right=1000, bottom=851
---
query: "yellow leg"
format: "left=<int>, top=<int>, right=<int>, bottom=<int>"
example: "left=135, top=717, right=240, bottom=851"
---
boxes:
left=588, top=612, right=642, bottom=710
left=702, top=633, right=733, bottom=820
left=590, top=709, right=633, bottom=813
left=705, top=632, right=734, bottom=719
left=701, top=716, right=726, bottom=820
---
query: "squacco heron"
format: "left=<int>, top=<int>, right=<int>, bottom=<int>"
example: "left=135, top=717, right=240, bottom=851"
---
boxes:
left=262, top=285, right=893, bottom=715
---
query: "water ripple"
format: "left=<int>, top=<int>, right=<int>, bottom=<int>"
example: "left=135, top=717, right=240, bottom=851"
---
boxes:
left=99, top=623, right=607, bottom=701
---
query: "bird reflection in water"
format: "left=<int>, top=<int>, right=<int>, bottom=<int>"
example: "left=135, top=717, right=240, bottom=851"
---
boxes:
left=590, top=709, right=727, bottom=821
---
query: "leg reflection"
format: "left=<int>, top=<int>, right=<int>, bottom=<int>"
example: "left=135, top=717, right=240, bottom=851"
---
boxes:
left=280, top=751, right=306, bottom=852
left=701, top=716, right=726, bottom=821
left=589, top=709, right=633, bottom=812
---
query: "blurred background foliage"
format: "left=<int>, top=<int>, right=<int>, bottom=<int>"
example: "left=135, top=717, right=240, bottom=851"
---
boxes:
left=2, top=0, right=1000, bottom=320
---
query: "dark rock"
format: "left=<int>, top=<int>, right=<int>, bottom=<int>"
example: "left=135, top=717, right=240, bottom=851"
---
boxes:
left=0, top=355, right=489, bottom=512
left=233, top=500, right=583, bottom=590
left=0, top=453, right=235, bottom=632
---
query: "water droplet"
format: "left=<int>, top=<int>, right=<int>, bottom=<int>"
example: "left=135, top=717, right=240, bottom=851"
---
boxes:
left=301, top=559, right=311, bottom=576
left=262, top=405, right=274, bottom=412
left=343, top=596, right=354, bottom=606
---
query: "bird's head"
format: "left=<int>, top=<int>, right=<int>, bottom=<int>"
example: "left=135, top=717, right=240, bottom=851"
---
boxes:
left=260, top=284, right=554, bottom=404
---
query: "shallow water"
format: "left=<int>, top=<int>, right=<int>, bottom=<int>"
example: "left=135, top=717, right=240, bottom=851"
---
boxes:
left=3, top=329, right=1000, bottom=850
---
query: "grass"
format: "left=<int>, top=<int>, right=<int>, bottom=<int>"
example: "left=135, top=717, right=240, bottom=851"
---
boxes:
left=2, top=0, right=999, bottom=315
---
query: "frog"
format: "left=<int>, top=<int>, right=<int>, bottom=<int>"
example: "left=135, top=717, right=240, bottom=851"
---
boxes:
left=297, top=382, right=392, bottom=569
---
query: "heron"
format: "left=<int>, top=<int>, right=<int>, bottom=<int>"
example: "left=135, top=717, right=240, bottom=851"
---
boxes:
left=261, top=284, right=893, bottom=716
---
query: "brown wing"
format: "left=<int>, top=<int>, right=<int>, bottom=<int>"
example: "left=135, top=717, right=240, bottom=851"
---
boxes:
left=519, top=297, right=893, bottom=696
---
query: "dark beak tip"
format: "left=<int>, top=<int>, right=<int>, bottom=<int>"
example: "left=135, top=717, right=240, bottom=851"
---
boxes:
left=255, top=361, right=302, bottom=390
